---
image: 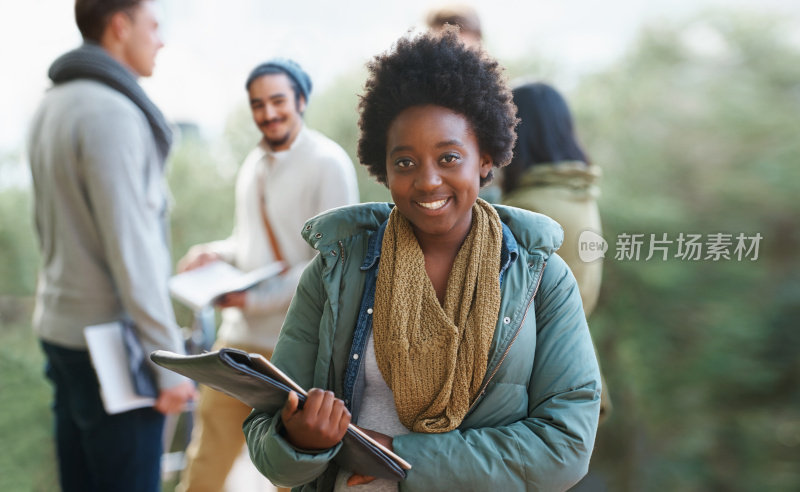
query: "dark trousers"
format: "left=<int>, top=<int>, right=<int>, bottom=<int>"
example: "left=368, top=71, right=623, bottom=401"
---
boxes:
left=41, top=341, right=164, bottom=492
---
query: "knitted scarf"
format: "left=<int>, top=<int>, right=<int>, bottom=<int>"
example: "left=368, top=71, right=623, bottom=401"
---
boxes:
left=373, top=198, right=503, bottom=433
left=48, top=43, right=173, bottom=164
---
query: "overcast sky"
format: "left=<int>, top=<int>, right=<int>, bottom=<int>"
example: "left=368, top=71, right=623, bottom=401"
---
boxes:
left=1, top=0, right=797, bottom=155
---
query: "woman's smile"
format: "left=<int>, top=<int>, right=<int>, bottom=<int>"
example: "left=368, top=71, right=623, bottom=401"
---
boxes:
left=385, top=105, right=492, bottom=247
left=415, top=197, right=449, bottom=210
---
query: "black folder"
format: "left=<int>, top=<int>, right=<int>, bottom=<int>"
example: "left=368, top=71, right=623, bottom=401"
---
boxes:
left=150, top=348, right=411, bottom=481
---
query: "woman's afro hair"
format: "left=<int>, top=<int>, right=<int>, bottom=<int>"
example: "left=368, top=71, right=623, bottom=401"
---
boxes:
left=357, top=29, right=518, bottom=187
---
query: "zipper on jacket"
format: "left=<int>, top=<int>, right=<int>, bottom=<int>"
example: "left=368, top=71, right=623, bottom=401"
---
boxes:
left=338, top=240, right=345, bottom=265
left=465, top=261, right=547, bottom=416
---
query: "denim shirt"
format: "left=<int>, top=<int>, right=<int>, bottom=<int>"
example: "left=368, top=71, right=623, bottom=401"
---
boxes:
left=341, top=219, right=520, bottom=421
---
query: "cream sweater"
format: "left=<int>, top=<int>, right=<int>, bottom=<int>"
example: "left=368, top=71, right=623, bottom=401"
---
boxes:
left=203, top=126, right=359, bottom=349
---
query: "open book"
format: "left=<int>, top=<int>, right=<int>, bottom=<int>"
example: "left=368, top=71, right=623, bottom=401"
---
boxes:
left=168, top=261, right=285, bottom=311
left=150, top=349, right=411, bottom=481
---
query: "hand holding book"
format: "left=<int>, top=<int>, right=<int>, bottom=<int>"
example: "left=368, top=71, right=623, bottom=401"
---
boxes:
left=281, top=389, right=351, bottom=450
left=215, top=291, right=247, bottom=309
left=168, top=261, right=285, bottom=312
left=150, top=348, right=411, bottom=480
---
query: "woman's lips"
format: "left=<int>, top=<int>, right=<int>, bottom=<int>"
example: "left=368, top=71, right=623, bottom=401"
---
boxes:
left=415, top=198, right=448, bottom=210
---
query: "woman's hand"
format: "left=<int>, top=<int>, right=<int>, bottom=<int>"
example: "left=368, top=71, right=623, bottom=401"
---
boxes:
left=281, top=389, right=351, bottom=450
left=346, top=428, right=393, bottom=486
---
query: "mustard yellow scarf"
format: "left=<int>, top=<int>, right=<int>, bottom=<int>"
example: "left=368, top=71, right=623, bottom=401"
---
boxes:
left=373, top=198, right=503, bottom=433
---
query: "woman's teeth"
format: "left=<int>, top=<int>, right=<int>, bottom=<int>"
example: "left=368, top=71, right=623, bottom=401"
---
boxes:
left=417, top=199, right=447, bottom=210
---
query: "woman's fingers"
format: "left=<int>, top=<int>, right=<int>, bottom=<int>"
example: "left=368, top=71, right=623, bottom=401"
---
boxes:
left=281, top=388, right=351, bottom=450
left=334, top=398, right=351, bottom=434
left=281, top=390, right=299, bottom=422
left=347, top=473, right=377, bottom=486
left=302, top=388, right=326, bottom=420
left=317, top=390, right=335, bottom=420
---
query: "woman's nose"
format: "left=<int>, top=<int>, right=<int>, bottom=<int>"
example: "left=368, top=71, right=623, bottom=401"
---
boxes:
left=414, top=162, right=442, bottom=191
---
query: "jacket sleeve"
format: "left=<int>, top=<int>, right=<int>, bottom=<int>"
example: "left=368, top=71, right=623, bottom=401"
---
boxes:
left=391, top=254, right=602, bottom=491
left=81, top=104, right=187, bottom=390
left=243, top=254, right=343, bottom=488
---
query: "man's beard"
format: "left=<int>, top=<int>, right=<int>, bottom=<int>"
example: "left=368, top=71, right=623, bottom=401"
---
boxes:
left=265, top=132, right=291, bottom=149
left=260, top=118, right=294, bottom=150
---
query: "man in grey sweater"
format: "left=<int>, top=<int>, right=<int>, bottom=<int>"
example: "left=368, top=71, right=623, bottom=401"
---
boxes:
left=27, top=1, right=194, bottom=490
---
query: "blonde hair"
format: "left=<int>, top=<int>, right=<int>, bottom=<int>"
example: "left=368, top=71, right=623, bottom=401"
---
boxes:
left=425, top=4, right=482, bottom=39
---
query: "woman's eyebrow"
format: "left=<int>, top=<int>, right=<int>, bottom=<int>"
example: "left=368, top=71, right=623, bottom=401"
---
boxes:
left=436, top=139, right=464, bottom=148
left=388, top=144, right=414, bottom=155
left=389, top=139, right=465, bottom=155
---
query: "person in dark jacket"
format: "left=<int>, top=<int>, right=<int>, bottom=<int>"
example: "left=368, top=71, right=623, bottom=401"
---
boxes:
left=244, top=30, right=601, bottom=491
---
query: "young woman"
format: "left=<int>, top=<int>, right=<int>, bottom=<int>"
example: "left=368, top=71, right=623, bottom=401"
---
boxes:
left=244, top=31, right=601, bottom=492
left=501, top=82, right=603, bottom=317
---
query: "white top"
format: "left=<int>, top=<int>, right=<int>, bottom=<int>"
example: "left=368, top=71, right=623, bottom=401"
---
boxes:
left=334, top=333, right=409, bottom=491
left=204, top=125, right=359, bottom=349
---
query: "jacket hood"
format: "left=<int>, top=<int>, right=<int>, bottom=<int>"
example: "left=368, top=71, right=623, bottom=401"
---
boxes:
left=302, top=202, right=563, bottom=259
left=513, top=161, right=601, bottom=200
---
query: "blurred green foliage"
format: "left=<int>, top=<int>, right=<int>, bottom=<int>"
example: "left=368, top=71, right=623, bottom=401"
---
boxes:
left=572, top=11, right=800, bottom=492
left=0, top=160, right=38, bottom=296
left=0, top=9, right=798, bottom=492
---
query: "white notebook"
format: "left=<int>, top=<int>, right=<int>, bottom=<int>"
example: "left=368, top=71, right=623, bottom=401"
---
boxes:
left=84, top=322, right=156, bottom=414
left=168, top=261, right=285, bottom=312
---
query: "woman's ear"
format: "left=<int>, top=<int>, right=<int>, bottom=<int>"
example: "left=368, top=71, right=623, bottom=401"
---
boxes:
left=479, top=153, right=493, bottom=179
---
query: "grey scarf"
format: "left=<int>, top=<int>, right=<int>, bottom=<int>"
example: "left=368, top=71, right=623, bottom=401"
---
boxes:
left=48, top=43, right=173, bottom=163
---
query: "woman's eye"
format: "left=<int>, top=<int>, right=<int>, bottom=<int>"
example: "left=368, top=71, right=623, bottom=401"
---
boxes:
left=395, top=159, right=414, bottom=168
left=441, top=153, right=460, bottom=164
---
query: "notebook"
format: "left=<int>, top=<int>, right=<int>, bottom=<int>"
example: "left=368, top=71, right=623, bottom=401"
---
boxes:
left=150, top=348, right=411, bottom=480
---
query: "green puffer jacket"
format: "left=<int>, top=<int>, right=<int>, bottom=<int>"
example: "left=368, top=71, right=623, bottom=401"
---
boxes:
left=244, top=202, right=601, bottom=492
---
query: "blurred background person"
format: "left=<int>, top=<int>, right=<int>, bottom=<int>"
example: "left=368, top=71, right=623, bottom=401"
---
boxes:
left=501, top=82, right=609, bottom=423
left=425, top=3, right=482, bottom=49
left=502, top=82, right=602, bottom=316
left=26, top=0, right=194, bottom=490
left=175, top=58, right=358, bottom=492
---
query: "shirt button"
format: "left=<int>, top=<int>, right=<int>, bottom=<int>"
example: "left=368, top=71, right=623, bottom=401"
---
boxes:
left=367, top=308, right=373, bottom=315
left=315, top=233, right=323, bottom=239
left=503, top=316, right=511, bottom=324
left=353, top=353, right=359, bottom=360
left=305, top=225, right=312, bottom=231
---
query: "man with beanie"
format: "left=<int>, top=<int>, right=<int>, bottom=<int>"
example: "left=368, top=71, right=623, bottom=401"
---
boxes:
left=175, top=58, right=359, bottom=492
left=26, top=1, right=195, bottom=491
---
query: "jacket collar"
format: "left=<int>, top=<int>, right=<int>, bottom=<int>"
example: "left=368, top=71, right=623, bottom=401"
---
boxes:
left=301, top=202, right=563, bottom=259
left=516, top=161, right=601, bottom=200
